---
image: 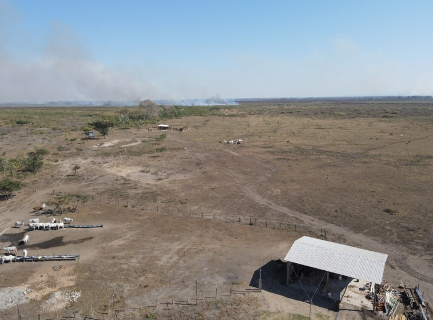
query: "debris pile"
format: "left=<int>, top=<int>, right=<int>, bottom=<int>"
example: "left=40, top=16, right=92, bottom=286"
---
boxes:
left=371, top=280, right=431, bottom=319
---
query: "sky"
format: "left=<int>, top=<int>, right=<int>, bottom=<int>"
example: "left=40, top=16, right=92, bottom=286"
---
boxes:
left=0, top=0, right=432, bottom=102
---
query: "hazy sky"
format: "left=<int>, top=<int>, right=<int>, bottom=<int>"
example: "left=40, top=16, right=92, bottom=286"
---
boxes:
left=1, top=0, right=432, bottom=102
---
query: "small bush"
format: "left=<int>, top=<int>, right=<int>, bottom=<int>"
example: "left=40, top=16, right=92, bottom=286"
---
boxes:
left=16, top=120, right=30, bottom=125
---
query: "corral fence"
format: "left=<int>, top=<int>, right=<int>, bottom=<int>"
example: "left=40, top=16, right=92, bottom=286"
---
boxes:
left=89, top=195, right=330, bottom=240
left=10, top=274, right=286, bottom=320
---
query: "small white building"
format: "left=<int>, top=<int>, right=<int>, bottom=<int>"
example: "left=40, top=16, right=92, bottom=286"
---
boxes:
left=158, top=124, right=170, bottom=131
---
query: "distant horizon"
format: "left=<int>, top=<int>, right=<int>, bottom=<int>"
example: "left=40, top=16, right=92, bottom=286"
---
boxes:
left=1, top=95, right=433, bottom=107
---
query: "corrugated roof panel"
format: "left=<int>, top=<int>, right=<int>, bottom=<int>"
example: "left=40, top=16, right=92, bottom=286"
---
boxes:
left=284, top=236, right=388, bottom=284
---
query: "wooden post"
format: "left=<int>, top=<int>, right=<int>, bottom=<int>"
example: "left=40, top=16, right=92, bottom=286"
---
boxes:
left=178, top=208, right=180, bottom=214
left=157, top=206, right=159, bottom=212
left=216, top=288, right=218, bottom=299
left=196, top=280, right=198, bottom=305
left=259, top=268, right=262, bottom=291
left=266, top=221, right=267, bottom=228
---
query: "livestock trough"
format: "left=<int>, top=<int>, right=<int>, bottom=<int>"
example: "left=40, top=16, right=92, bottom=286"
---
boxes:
left=13, top=254, right=80, bottom=262
left=66, top=224, right=103, bottom=228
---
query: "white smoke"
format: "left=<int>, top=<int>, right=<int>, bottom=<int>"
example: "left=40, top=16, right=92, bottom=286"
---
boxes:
left=0, top=4, right=157, bottom=103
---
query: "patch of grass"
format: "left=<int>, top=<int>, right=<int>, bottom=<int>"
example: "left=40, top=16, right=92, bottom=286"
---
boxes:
left=15, top=119, right=30, bottom=125
left=155, top=147, right=167, bottom=153
left=161, top=198, right=175, bottom=203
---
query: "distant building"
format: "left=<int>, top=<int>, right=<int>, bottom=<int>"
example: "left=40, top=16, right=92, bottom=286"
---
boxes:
left=158, top=124, right=170, bottom=131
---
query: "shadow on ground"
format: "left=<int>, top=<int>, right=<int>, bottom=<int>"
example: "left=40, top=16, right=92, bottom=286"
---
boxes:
left=249, top=260, right=340, bottom=311
left=25, top=236, right=94, bottom=249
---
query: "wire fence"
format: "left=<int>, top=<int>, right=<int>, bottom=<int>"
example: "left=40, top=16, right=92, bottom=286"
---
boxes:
left=89, top=195, right=330, bottom=241
left=7, top=194, right=333, bottom=319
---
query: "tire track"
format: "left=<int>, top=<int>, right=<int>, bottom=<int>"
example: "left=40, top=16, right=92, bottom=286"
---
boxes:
left=393, top=256, right=433, bottom=285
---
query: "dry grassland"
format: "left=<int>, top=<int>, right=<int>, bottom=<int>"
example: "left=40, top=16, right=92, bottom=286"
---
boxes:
left=0, top=101, right=432, bottom=319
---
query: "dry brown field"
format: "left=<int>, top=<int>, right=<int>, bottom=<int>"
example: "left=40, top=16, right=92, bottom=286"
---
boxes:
left=0, top=101, right=432, bottom=319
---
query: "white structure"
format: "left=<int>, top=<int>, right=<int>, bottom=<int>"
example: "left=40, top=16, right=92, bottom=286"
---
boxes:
left=284, top=236, right=388, bottom=284
left=158, top=124, right=169, bottom=130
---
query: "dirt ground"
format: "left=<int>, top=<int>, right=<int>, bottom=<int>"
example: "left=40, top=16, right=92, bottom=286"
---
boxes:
left=0, top=101, right=432, bottom=319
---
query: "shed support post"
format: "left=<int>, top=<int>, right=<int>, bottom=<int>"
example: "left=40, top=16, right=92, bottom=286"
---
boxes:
left=286, top=262, right=293, bottom=286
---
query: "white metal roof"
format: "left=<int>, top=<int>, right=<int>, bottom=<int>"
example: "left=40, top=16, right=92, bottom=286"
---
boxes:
left=284, top=236, right=388, bottom=284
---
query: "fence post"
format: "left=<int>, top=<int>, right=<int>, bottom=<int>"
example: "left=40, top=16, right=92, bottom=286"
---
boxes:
left=196, top=280, right=198, bottom=305
left=178, top=208, right=180, bottom=215
left=259, top=269, right=262, bottom=291
left=157, top=206, right=159, bottom=212
left=266, top=221, right=267, bottom=228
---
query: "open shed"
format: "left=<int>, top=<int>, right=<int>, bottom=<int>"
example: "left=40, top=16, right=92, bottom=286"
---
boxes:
left=284, top=236, right=388, bottom=284
left=284, top=236, right=388, bottom=311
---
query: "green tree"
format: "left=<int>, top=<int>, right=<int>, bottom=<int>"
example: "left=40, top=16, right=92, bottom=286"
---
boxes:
left=90, top=120, right=114, bottom=138
left=72, top=164, right=80, bottom=175
left=7, top=158, right=21, bottom=178
left=82, top=124, right=93, bottom=135
left=0, top=178, right=22, bottom=199
left=118, top=113, right=130, bottom=129
left=0, top=157, right=6, bottom=177
left=25, top=148, right=49, bottom=174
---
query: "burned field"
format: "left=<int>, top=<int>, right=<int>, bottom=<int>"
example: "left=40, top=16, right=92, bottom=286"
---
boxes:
left=0, top=100, right=432, bottom=319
